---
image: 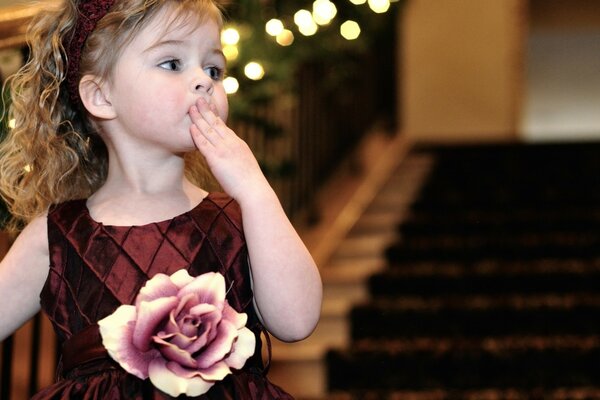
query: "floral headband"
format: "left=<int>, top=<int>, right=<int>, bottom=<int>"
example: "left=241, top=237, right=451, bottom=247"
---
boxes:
left=65, top=0, right=116, bottom=103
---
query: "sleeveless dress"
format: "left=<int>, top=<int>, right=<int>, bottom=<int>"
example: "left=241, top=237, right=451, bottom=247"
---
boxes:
left=33, top=192, right=294, bottom=399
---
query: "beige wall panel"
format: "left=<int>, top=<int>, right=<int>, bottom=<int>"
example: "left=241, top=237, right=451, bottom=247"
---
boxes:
left=400, top=0, right=524, bottom=142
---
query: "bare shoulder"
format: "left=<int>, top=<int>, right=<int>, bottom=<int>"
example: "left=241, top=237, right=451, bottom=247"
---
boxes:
left=2, top=214, right=49, bottom=276
left=14, top=214, right=49, bottom=257
left=0, top=214, right=49, bottom=339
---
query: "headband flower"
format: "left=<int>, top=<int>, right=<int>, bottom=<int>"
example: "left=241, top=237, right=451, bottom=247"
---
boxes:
left=98, top=270, right=256, bottom=397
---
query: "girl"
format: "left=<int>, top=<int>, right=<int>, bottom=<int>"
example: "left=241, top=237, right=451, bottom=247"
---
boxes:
left=0, top=0, right=322, bottom=398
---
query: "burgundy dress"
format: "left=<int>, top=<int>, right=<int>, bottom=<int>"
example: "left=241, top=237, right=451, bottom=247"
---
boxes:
left=34, top=192, right=293, bottom=399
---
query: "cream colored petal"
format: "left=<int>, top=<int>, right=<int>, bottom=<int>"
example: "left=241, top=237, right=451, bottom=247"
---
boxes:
left=99, top=305, right=157, bottom=379
left=148, top=359, right=214, bottom=397
left=225, top=327, right=256, bottom=370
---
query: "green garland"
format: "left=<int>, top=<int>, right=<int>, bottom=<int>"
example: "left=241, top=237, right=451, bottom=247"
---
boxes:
left=223, top=0, right=402, bottom=125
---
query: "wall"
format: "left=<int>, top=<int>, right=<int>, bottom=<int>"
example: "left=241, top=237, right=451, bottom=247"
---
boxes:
left=399, top=0, right=524, bottom=142
left=521, top=0, right=600, bottom=142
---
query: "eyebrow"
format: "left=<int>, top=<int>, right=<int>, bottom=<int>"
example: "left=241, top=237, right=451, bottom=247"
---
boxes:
left=144, top=39, right=185, bottom=53
left=145, top=40, right=225, bottom=61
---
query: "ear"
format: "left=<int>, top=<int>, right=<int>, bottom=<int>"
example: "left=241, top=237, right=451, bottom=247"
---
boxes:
left=79, top=75, right=116, bottom=119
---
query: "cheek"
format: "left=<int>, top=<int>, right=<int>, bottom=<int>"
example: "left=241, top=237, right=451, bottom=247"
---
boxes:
left=214, top=91, right=229, bottom=122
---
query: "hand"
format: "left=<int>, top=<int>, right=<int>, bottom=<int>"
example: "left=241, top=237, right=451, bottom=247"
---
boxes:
left=189, top=98, right=270, bottom=202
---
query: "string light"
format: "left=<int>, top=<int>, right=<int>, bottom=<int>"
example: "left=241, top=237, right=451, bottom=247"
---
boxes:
left=349, top=0, right=367, bottom=4
left=294, top=10, right=318, bottom=36
left=223, top=45, right=239, bottom=61
left=294, top=9, right=313, bottom=28
left=340, top=20, right=361, bottom=40
left=368, top=0, right=390, bottom=13
left=265, top=18, right=285, bottom=36
left=244, top=62, right=265, bottom=80
left=221, top=27, right=240, bottom=45
left=223, top=76, right=239, bottom=94
left=312, top=0, right=337, bottom=26
left=8, top=119, right=15, bottom=129
left=276, top=29, right=295, bottom=46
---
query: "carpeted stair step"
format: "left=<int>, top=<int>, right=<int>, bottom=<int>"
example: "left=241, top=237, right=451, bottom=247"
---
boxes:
left=398, top=208, right=600, bottom=237
left=350, top=297, right=600, bottom=339
left=367, top=269, right=600, bottom=298
left=384, top=232, right=600, bottom=262
left=327, top=336, right=600, bottom=391
left=324, top=387, right=600, bottom=400
left=385, top=257, right=600, bottom=274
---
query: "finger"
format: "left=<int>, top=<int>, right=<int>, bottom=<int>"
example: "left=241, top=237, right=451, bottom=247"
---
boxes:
left=190, top=124, right=211, bottom=151
left=190, top=105, right=221, bottom=144
left=196, top=98, right=219, bottom=126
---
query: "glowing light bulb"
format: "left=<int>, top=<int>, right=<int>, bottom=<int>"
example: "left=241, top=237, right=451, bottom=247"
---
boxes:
left=313, top=0, right=337, bottom=25
left=368, top=0, right=390, bottom=13
left=294, top=9, right=314, bottom=28
left=299, top=22, right=318, bottom=36
left=266, top=19, right=284, bottom=36
left=8, top=118, right=15, bottom=129
left=223, top=76, right=239, bottom=94
left=223, top=45, right=239, bottom=61
left=221, top=27, right=240, bottom=45
left=244, top=62, right=265, bottom=80
left=276, top=29, right=295, bottom=46
left=349, top=0, right=366, bottom=4
left=340, top=20, right=361, bottom=40
left=24, top=164, right=32, bottom=172
left=294, top=9, right=317, bottom=36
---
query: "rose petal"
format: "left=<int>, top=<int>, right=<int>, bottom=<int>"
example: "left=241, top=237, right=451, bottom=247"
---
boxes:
left=189, top=302, right=218, bottom=317
left=160, top=331, right=196, bottom=349
left=149, top=358, right=215, bottom=397
left=225, top=326, right=256, bottom=369
left=136, top=274, right=179, bottom=307
left=184, top=322, right=212, bottom=354
left=153, top=336, right=197, bottom=369
left=222, top=303, right=248, bottom=330
left=169, top=359, right=231, bottom=381
left=195, top=319, right=237, bottom=369
left=98, top=305, right=159, bottom=379
left=133, top=296, right=179, bottom=352
left=163, top=294, right=197, bottom=336
left=169, top=269, right=195, bottom=289
left=177, top=272, right=225, bottom=309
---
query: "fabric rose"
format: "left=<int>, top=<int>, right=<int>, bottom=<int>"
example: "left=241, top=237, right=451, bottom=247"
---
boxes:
left=98, top=270, right=256, bottom=397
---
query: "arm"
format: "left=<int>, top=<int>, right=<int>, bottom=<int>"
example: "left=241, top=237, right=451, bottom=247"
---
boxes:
left=190, top=99, right=322, bottom=342
left=0, top=215, right=49, bottom=341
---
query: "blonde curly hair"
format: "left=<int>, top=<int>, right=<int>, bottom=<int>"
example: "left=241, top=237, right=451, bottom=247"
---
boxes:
left=0, top=0, right=223, bottom=232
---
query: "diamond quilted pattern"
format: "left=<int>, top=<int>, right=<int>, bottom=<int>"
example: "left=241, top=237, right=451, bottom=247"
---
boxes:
left=40, top=193, right=253, bottom=341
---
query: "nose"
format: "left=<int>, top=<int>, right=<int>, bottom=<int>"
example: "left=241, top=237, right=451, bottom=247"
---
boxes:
left=193, top=70, right=214, bottom=94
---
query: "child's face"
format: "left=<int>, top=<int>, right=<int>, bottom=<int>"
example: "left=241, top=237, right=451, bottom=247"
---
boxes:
left=104, top=6, right=228, bottom=153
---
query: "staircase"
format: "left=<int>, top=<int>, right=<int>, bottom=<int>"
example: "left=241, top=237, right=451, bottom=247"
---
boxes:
left=268, top=132, right=430, bottom=399
left=326, top=142, right=600, bottom=399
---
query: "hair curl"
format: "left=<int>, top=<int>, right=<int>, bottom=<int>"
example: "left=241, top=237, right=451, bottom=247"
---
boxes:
left=0, top=0, right=222, bottom=232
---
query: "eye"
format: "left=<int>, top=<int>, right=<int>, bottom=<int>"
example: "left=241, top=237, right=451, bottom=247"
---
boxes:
left=158, top=59, right=182, bottom=71
left=205, top=66, right=225, bottom=81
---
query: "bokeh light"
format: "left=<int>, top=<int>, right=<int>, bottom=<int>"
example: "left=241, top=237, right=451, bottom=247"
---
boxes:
left=221, top=27, right=240, bottom=45
left=276, top=29, right=295, bottom=46
left=266, top=19, right=285, bottom=36
left=223, top=45, right=239, bottom=61
left=223, top=76, right=239, bottom=94
left=244, top=62, right=265, bottom=80
left=340, top=20, right=361, bottom=40
left=313, top=0, right=337, bottom=25
left=368, top=0, right=390, bottom=13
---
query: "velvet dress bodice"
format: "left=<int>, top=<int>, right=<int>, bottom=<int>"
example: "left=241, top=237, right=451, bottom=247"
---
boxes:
left=34, top=192, right=293, bottom=399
